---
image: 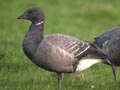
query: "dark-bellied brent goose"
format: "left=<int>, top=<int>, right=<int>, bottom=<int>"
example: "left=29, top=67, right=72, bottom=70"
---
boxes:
left=93, top=26, right=120, bottom=80
left=18, top=7, right=114, bottom=90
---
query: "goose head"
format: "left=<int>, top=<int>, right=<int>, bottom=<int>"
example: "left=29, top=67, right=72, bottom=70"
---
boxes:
left=18, top=7, right=44, bottom=24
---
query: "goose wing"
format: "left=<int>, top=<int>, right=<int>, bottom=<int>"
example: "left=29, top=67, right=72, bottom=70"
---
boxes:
left=45, top=34, right=90, bottom=59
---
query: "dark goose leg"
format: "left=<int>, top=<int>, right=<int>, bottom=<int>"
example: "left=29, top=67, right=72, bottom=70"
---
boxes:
left=57, top=73, right=62, bottom=90
left=111, top=64, right=116, bottom=81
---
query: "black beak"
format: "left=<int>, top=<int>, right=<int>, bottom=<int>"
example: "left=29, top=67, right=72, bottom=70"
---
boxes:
left=17, top=13, right=27, bottom=19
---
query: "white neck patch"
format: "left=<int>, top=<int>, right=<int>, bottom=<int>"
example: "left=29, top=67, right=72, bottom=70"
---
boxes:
left=35, top=21, right=44, bottom=25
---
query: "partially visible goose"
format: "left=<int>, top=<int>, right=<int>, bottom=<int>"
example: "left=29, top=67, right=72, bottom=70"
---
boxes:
left=93, top=26, right=120, bottom=80
left=18, top=7, right=112, bottom=90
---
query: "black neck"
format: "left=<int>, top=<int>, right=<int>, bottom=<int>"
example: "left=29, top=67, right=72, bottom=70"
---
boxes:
left=23, top=22, right=44, bottom=59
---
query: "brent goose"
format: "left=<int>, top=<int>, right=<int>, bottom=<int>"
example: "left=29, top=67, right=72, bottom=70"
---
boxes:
left=18, top=7, right=113, bottom=90
left=93, top=26, right=120, bottom=80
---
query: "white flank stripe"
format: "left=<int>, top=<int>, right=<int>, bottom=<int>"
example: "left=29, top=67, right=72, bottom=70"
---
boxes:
left=58, top=47, right=72, bottom=58
left=75, top=45, right=90, bottom=57
left=81, top=42, right=85, bottom=47
left=67, top=44, right=78, bottom=51
left=65, top=41, right=75, bottom=49
left=72, top=48, right=80, bottom=54
left=76, top=59, right=101, bottom=71
left=65, top=41, right=79, bottom=49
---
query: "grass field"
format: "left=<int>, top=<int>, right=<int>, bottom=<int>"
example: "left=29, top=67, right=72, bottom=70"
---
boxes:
left=0, top=0, right=120, bottom=90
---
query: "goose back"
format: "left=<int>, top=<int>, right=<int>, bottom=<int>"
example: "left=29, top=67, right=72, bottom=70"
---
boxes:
left=94, top=26, right=120, bottom=48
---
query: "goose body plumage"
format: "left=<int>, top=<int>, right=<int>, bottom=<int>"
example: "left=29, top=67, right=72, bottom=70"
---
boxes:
left=33, top=34, right=89, bottom=72
left=24, top=33, right=98, bottom=73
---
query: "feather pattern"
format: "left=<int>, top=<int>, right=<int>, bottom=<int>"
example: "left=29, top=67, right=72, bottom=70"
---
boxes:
left=44, top=34, right=90, bottom=58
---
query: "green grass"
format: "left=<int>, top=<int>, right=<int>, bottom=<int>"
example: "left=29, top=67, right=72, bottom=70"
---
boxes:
left=0, top=0, right=120, bottom=90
